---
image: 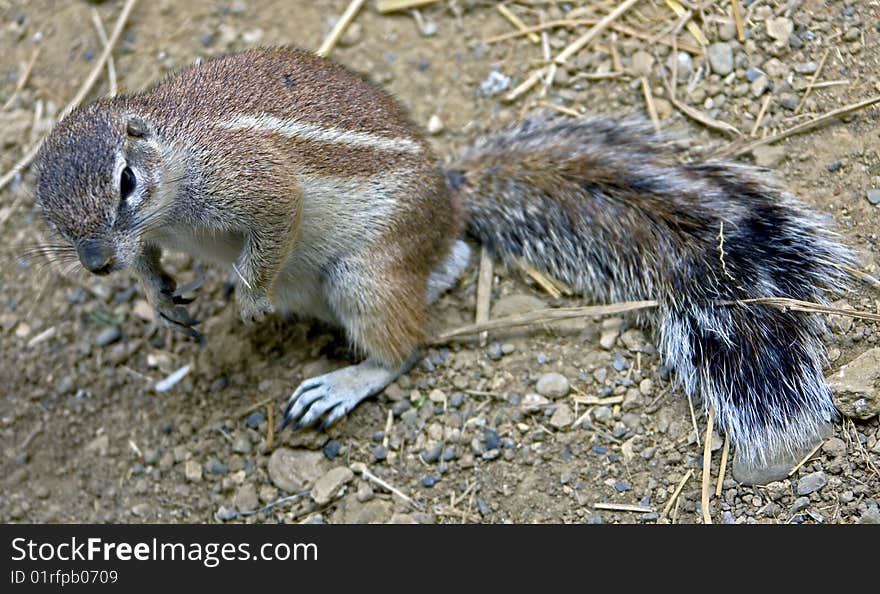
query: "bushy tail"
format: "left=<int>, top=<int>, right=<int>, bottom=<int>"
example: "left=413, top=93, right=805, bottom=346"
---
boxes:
left=447, top=114, right=853, bottom=467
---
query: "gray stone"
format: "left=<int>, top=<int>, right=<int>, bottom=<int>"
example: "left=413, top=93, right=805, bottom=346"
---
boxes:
left=631, top=50, right=654, bottom=76
left=536, top=372, right=570, bottom=399
left=341, top=498, right=392, bottom=524
left=233, top=483, right=259, bottom=511
left=790, top=496, right=811, bottom=513
left=267, top=448, right=327, bottom=493
left=184, top=460, right=202, bottom=482
left=751, top=75, right=770, bottom=98
left=867, top=189, right=880, bottom=205
left=311, top=466, right=354, bottom=505
left=822, top=437, right=847, bottom=458
left=765, top=17, right=793, bottom=45
left=707, top=42, right=734, bottom=75
left=549, top=403, right=573, bottom=429
left=796, top=471, right=827, bottom=495
left=827, top=348, right=880, bottom=420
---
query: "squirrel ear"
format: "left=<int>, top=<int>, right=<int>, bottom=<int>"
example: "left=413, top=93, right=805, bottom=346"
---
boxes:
left=126, top=117, right=149, bottom=138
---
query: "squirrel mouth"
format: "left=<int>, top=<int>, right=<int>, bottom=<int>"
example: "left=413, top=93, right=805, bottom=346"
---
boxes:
left=88, top=261, right=116, bottom=276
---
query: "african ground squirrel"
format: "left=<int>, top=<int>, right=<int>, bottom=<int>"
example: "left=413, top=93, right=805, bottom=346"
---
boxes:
left=34, top=47, right=854, bottom=475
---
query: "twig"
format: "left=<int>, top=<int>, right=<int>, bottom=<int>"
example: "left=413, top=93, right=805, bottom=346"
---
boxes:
left=750, top=94, right=772, bottom=137
left=594, top=502, right=654, bottom=513
left=554, top=0, right=641, bottom=65
left=91, top=8, right=118, bottom=97
left=316, top=0, right=366, bottom=58
left=737, top=297, right=880, bottom=323
left=730, top=0, right=746, bottom=42
left=431, top=301, right=659, bottom=343
left=538, top=100, right=582, bottom=117
left=849, top=420, right=880, bottom=481
left=497, top=4, right=540, bottom=44
left=661, top=469, right=693, bottom=519
left=665, top=0, right=708, bottom=46
left=665, top=80, right=742, bottom=136
left=519, top=258, right=568, bottom=298
left=18, top=421, right=43, bottom=451
left=716, top=94, right=880, bottom=158
left=62, top=0, right=137, bottom=120
left=238, top=491, right=311, bottom=516
left=476, top=247, right=493, bottom=346
left=2, top=47, right=40, bottom=111
left=377, top=0, right=438, bottom=12
left=352, top=463, right=424, bottom=511
left=715, top=435, right=730, bottom=497
left=641, top=76, right=661, bottom=134
left=484, top=18, right=703, bottom=54
left=794, top=48, right=829, bottom=115
left=787, top=441, right=823, bottom=477
left=701, top=405, right=715, bottom=524
left=266, top=403, right=274, bottom=450
left=841, top=264, right=880, bottom=289
left=0, top=0, right=137, bottom=193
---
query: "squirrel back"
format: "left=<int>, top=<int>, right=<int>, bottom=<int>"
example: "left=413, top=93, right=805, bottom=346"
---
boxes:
left=448, top=114, right=853, bottom=469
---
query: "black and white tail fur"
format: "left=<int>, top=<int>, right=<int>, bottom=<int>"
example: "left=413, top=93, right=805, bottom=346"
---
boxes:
left=448, top=114, right=853, bottom=469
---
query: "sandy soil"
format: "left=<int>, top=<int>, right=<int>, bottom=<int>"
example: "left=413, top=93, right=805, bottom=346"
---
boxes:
left=0, top=0, right=878, bottom=524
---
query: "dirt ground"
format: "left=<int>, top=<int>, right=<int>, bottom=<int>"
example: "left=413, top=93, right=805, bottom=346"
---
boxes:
left=1, top=0, right=879, bottom=524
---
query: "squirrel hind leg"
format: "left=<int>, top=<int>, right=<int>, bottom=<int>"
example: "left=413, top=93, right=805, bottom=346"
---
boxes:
left=426, top=240, right=471, bottom=304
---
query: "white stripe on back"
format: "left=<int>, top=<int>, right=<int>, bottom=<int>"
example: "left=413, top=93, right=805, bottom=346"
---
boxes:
left=216, top=114, right=423, bottom=154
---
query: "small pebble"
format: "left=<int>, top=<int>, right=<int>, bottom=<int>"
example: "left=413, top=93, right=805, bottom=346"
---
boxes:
left=323, top=440, right=341, bottom=460
left=796, top=471, right=827, bottom=495
left=536, top=372, right=569, bottom=399
left=707, top=42, right=734, bottom=75
left=371, top=445, right=387, bottom=462
left=427, top=114, right=444, bottom=135
left=245, top=412, right=264, bottom=429
left=866, top=189, right=880, bottom=205
left=95, top=326, right=121, bottom=347
left=485, top=429, right=500, bottom=450
left=422, top=475, right=437, bottom=487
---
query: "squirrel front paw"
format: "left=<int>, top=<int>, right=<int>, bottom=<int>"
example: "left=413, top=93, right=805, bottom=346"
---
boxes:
left=141, top=273, right=202, bottom=339
left=237, top=290, right=275, bottom=324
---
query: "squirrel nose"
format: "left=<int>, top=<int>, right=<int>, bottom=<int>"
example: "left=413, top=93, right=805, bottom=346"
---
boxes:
left=78, top=240, right=115, bottom=275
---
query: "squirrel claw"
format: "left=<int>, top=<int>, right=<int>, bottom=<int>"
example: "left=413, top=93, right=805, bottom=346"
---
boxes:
left=238, top=294, right=275, bottom=325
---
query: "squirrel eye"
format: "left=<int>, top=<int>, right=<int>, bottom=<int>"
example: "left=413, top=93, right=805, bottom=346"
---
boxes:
left=120, top=166, right=136, bottom=202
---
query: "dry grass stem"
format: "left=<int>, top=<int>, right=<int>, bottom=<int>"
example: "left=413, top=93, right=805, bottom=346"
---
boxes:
left=717, top=94, right=880, bottom=158
left=317, top=0, right=366, bottom=57
left=91, top=8, right=118, bottom=97
left=701, top=405, right=715, bottom=524
left=2, top=47, right=40, bottom=111
left=476, top=246, right=494, bottom=346
left=0, top=0, right=137, bottom=193
left=497, top=4, right=540, bottom=43
left=377, top=0, right=438, bottom=12
left=795, top=48, right=829, bottom=114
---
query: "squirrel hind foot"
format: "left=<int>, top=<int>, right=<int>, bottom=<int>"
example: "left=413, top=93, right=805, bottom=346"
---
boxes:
left=282, top=356, right=417, bottom=430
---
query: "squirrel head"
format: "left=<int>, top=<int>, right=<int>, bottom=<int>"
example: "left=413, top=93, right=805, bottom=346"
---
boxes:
left=35, top=102, right=168, bottom=275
